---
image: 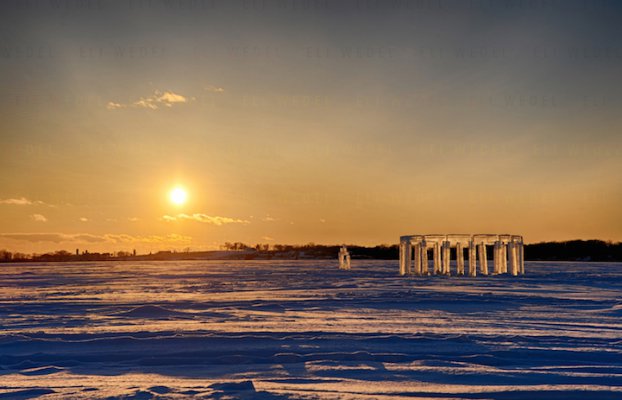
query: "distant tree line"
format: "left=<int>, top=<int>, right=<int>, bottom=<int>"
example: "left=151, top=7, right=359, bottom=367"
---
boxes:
left=525, top=240, right=622, bottom=261
left=0, top=249, right=136, bottom=263
left=1, top=240, right=621, bottom=262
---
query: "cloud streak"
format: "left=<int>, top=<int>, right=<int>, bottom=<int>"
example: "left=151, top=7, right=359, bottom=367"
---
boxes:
left=0, top=197, right=48, bottom=206
left=30, top=214, right=48, bottom=222
left=107, top=90, right=191, bottom=110
left=162, top=213, right=249, bottom=225
left=0, top=233, right=192, bottom=244
left=205, top=85, right=225, bottom=93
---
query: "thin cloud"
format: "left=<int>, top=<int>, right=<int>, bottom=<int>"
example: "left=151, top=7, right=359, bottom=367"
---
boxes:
left=0, top=197, right=48, bottom=206
left=157, top=91, right=187, bottom=104
left=0, top=233, right=191, bottom=245
left=261, top=236, right=274, bottom=241
left=162, top=213, right=249, bottom=226
left=1, top=197, right=34, bottom=205
left=262, top=215, right=277, bottom=222
left=79, top=217, right=89, bottom=222
left=73, top=234, right=106, bottom=243
left=0, top=233, right=68, bottom=243
left=103, top=233, right=192, bottom=244
left=107, top=90, right=190, bottom=110
left=31, top=214, right=48, bottom=222
left=106, top=102, right=124, bottom=110
left=205, top=85, right=225, bottom=93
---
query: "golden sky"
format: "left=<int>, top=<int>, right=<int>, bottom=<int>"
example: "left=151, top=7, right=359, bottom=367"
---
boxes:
left=1, top=1, right=621, bottom=253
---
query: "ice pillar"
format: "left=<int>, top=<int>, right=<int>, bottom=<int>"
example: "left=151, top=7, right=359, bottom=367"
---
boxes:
left=339, top=248, right=343, bottom=269
left=493, top=241, right=501, bottom=274
left=478, top=243, right=488, bottom=275
left=468, top=240, right=477, bottom=277
left=399, top=241, right=406, bottom=275
left=456, top=242, right=465, bottom=275
left=501, top=243, right=508, bottom=273
left=339, top=246, right=351, bottom=270
left=421, top=241, right=428, bottom=275
left=442, top=241, right=451, bottom=276
left=413, top=242, right=422, bottom=275
left=519, top=243, right=525, bottom=275
left=433, top=242, right=441, bottom=275
left=404, top=240, right=412, bottom=275
left=509, top=242, right=519, bottom=276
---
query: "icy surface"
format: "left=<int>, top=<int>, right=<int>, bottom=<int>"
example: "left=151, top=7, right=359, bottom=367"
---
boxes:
left=0, top=260, right=621, bottom=399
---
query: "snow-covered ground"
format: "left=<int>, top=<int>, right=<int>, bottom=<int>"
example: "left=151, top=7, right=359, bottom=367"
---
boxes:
left=1, top=260, right=621, bottom=399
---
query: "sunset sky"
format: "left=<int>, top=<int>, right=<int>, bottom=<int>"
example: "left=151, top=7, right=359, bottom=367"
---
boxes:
left=1, top=0, right=621, bottom=253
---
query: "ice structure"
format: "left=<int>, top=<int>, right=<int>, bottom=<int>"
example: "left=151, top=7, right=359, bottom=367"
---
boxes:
left=399, top=234, right=524, bottom=276
left=338, top=246, right=351, bottom=270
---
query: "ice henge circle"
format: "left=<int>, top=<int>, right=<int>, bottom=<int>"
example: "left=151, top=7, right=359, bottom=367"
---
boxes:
left=399, top=234, right=524, bottom=276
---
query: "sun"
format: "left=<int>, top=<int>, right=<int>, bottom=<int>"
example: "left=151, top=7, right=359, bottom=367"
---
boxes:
left=169, top=187, right=188, bottom=206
